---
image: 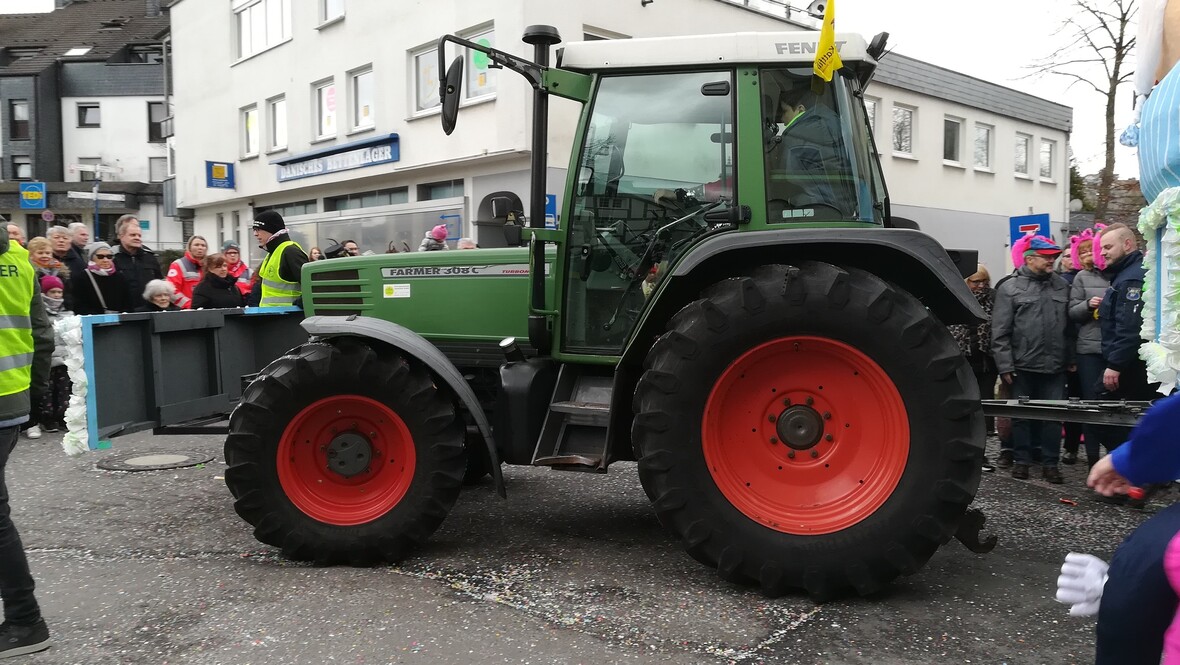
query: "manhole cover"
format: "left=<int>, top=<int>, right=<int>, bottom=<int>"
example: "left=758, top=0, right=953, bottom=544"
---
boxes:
left=97, top=450, right=215, bottom=472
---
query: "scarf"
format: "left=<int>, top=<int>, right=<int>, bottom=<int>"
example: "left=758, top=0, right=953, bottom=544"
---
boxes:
left=948, top=287, right=995, bottom=357
left=86, top=261, right=116, bottom=276
left=41, top=293, right=64, bottom=315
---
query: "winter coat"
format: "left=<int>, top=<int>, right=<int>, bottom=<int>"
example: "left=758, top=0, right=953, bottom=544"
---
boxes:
left=226, top=260, right=252, bottom=297
left=0, top=226, right=53, bottom=426
left=419, top=235, right=448, bottom=251
left=135, top=301, right=181, bottom=313
left=191, top=273, right=245, bottom=309
left=167, top=252, right=203, bottom=308
left=991, top=266, right=1073, bottom=375
left=1068, top=268, right=1110, bottom=356
left=111, top=244, right=163, bottom=306
left=41, top=296, right=73, bottom=368
left=947, top=287, right=996, bottom=374
left=71, top=269, right=131, bottom=315
left=60, top=244, right=87, bottom=277
left=1099, top=250, right=1148, bottom=373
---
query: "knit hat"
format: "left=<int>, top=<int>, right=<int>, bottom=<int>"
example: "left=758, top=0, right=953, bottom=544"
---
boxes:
left=85, top=241, right=113, bottom=260
left=252, top=210, right=286, bottom=234
left=222, top=239, right=241, bottom=252
left=1023, top=236, right=1062, bottom=258
left=39, top=274, right=63, bottom=292
left=430, top=224, right=448, bottom=241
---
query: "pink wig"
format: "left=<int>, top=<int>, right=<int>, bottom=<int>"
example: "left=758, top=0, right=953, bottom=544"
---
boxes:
left=1010, top=234, right=1036, bottom=267
left=1068, top=224, right=1107, bottom=271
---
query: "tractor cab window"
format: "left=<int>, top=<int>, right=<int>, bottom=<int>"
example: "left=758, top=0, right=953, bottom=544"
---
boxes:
left=564, top=71, right=734, bottom=353
left=761, top=68, right=881, bottom=223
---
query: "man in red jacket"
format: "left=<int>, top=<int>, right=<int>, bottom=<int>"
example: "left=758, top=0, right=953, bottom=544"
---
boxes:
left=221, top=240, right=252, bottom=299
left=166, top=236, right=207, bottom=308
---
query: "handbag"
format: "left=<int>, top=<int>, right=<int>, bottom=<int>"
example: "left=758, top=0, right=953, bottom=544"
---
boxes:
left=85, top=271, right=119, bottom=314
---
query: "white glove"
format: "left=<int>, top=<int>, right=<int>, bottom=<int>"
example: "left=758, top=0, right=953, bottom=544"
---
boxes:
left=1055, top=552, right=1109, bottom=617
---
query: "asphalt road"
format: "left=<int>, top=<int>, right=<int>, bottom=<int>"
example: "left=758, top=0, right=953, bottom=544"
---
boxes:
left=5, top=431, right=1160, bottom=665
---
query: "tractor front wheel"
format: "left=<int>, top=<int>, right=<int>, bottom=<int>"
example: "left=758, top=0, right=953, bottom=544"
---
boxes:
left=632, top=262, right=983, bottom=598
left=224, top=338, right=466, bottom=565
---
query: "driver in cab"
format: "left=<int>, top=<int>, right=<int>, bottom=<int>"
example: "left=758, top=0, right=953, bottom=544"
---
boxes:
left=768, top=87, right=850, bottom=217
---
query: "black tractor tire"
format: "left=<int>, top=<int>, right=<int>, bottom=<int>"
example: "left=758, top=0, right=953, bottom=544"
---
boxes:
left=632, top=262, right=983, bottom=599
left=224, top=337, right=466, bottom=566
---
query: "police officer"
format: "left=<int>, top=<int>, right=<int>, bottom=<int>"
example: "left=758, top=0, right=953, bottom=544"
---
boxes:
left=1097, top=223, right=1153, bottom=402
left=251, top=211, right=308, bottom=308
left=0, top=224, right=53, bottom=657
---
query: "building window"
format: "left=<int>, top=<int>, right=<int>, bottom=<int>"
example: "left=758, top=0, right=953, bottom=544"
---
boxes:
left=413, top=46, right=440, bottom=112
left=12, top=156, right=31, bottom=180
left=167, top=138, right=176, bottom=177
left=1015, top=133, right=1031, bottom=175
left=149, top=157, right=167, bottom=182
left=216, top=213, right=225, bottom=245
left=77, top=102, right=100, bottom=127
left=351, top=67, right=374, bottom=130
left=943, top=117, right=962, bottom=163
left=258, top=199, right=319, bottom=217
left=863, top=98, right=877, bottom=134
left=321, top=0, right=344, bottom=22
left=324, top=188, right=407, bottom=211
left=147, top=101, right=166, bottom=142
left=9, top=100, right=28, bottom=140
left=231, top=211, right=240, bottom=245
left=242, top=105, right=259, bottom=156
left=1040, top=139, right=1055, bottom=179
left=464, top=27, right=496, bottom=99
left=314, top=79, right=336, bottom=139
left=268, top=96, right=287, bottom=150
left=77, top=157, right=101, bottom=182
left=234, top=0, right=292, bottom=60
left=974, top=124, right=992, bottom=169
left=892, top=105, right=913, bottom=155
left=418, top=179, right=464, bottom=200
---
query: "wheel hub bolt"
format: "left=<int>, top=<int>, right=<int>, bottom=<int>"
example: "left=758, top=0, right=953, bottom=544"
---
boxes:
left=823, top=412, right=831, bottom=420
left=787, top=451, right=796, bottom=459
left=825, top=434, right=834, bottom=442
left=806, top=397, right=814, bottom=406
left=768, top=414, right=776, bottom=423
left=770, top=437, right=778, bottom=444
left=810, top=450, right=819, bottom=458
left=783, top=398, right=791, bottom=406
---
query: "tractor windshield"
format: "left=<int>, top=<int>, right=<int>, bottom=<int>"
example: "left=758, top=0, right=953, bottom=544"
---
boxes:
left=761, top=68, right=883, bottom=223
left=563, top=71, right=734, bottom=353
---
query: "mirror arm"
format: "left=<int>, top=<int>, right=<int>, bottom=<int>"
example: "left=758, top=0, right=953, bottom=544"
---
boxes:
left=437, top=35, right=545, bottom=93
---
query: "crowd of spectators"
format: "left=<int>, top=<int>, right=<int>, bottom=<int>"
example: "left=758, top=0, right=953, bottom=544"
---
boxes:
left=957, top=224, right=1156, bottom=501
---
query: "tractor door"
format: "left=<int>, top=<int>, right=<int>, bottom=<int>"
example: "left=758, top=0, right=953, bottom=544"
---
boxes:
left=560, top=70, right=735, bottom=355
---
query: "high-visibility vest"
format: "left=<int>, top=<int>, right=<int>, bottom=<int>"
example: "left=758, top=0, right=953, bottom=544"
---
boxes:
left=258, top=240, right=301, bottom=307
left=0, top=242, right=34, bottom=398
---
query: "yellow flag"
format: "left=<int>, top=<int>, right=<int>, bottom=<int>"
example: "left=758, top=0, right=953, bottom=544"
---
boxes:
left=813, top=0, right=843, bottom=83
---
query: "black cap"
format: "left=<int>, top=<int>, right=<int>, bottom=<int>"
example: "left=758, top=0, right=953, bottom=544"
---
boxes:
left=252, top=210, right=285, bottom=234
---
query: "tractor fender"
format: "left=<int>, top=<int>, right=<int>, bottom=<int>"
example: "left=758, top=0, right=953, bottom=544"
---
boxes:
left=301, top=315, right=506, bottom=497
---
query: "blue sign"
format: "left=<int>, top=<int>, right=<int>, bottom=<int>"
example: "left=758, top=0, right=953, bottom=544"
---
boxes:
left=1008, top=213, right=1051, bottom=246
left=18, top=182, right=46, bottom=210
left=273, top=134, right=400, bottom=182
left=545, top=194, right=558, bottom=229
left=206, top=161, right=235, bottom=189
left=139, top=219, right=150, bottom=230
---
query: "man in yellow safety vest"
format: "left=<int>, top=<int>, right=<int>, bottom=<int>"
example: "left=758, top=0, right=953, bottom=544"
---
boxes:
left=0, top=224, right=53, bottom=658
left=251, top=210, right=308, bottom=308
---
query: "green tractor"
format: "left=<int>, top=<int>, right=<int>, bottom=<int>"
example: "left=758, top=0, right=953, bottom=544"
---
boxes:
left=224, top=26, right=987, bottom=599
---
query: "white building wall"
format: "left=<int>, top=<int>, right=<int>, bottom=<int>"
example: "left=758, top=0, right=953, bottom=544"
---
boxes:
left=61, top=95, right=167, bottom=183
left=866, top=85, right=1070, bottom=274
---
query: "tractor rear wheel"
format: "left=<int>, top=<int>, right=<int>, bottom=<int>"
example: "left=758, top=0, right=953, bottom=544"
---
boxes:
left=224, top=338, right=466, bottom=565
left=632, top=262, right=983, bottom=599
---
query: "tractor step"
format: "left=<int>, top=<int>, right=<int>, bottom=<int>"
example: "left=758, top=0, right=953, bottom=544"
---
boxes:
left=533, top=366, right=612, bottom=473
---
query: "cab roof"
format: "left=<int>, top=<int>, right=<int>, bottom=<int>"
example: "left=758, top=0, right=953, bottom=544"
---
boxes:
left=557, top=31, right=872, bottom=71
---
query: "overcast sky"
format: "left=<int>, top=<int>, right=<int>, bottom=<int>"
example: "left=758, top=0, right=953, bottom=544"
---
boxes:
left=0, top=0, right=1137, bottom=177
left=830, top=0, right=1139, bottom=178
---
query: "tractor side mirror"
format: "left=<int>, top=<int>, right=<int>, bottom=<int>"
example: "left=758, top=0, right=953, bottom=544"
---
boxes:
left=440, top=56, right=465, bottom=135
left=491, top=196, right=513, bottom=220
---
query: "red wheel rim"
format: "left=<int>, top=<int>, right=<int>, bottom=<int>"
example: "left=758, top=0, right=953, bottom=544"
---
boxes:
left=277, top=395, right=416, bottom=526
left=702, top=336, right=909, bottom=535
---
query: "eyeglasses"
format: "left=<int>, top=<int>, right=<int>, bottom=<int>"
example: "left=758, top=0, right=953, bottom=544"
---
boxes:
left=967, top=279, right=988, bottom=285
left=93, top=254, right=113, bottom=260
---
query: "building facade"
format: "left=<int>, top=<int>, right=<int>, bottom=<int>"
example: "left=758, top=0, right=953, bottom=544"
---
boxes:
left=0, top=0, right=176, bottom=247
left=169, top=0, right=1070, bottom=274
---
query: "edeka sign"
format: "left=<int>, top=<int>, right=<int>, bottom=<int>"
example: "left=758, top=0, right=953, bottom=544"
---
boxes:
left=274, top=134, right=400, bottom=183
